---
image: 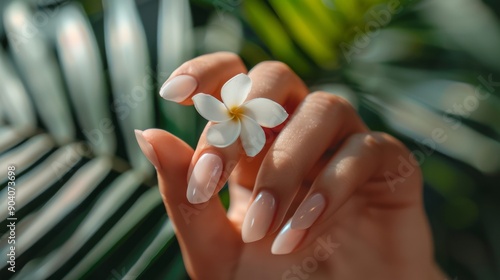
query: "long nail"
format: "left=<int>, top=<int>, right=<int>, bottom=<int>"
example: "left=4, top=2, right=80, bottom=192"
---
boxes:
left=134, top=129, right=160, bottom=169
left=290, top=193, right=326, bottom=230
left=187, top=153, right=222, bottom=204
left=241, top=191, right=276, bottom=243
left=271, top=219, right=306, bottom=255
left=159, top=75, right=197, bottom=102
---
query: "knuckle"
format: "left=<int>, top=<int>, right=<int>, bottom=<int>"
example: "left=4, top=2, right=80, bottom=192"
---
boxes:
left=217, top=51, right=245, bottom=66
left=259, top=148, right=300, bottom=184
left=270, top=148, right=298, bottom=172
left=304, top=91, right=355, bottom=118
left=254, top=61, right=293, bottom=77
left=370, top=132, right=423, bottom=180
left=216, top=51, right=240, bottom=59
left=372, top=131, right=396, bottom=143
left=372, top=132, right=410, bottom=155
left=177, top=52, right=244, bottom=73
left=362, top=133, right=382, bottom=149
left=347, top=133, right=383, bottom=154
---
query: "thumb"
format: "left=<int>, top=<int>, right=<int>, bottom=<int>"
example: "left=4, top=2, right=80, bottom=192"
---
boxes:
left=135, top=129, right=240, bottom=278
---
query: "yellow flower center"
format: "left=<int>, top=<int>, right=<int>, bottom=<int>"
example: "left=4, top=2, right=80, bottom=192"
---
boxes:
left=229, top=106, right=244, bottom=121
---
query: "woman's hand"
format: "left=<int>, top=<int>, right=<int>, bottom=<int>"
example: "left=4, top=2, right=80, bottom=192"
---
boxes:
left=135, top=52, right=445, bottom=280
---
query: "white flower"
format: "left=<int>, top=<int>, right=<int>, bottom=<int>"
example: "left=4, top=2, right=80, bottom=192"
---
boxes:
left=192, top=73, right=288, bottom=157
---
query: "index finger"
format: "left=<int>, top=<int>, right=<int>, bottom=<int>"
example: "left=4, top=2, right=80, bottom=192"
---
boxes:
left=159, top=52, right=247, bottom=104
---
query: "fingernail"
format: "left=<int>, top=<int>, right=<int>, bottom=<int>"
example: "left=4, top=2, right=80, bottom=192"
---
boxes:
left=134, top=129, right=160, bottom=169
left=290, top=193, right=326, bottom=230
left=271, top=219, right=306, bottom=255
left=187, top=153, right=222, bottom=204
left=159, top=75, right=197, bottom=102
left=241, top=191, right=276, bottom=243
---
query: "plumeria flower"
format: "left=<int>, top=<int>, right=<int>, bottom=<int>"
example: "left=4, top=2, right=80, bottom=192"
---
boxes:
left=192, top=73, right=288, bottom=157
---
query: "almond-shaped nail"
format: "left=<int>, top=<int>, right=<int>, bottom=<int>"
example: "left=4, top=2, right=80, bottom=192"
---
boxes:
left=134, top=129, right=160, bottom=169
left=271, top=219, right=306, bottom=255
left=291, top=193, right=326, bottom=230
left=187, top=153, right=222, bottom=204
left=159, top=75, right=197, bottom=102
left=241, top=191, right=276, bottom=243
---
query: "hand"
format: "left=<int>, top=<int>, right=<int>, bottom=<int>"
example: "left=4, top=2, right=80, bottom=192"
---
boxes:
left=135, top=52, right=446, bottom=280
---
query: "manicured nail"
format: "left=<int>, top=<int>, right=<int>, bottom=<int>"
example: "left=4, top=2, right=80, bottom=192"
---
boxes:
left=134, top=129, right=160, bottom=169
left=241, top=191, right=276, bottom=243
left=159, top=75, right=197, bottom=102
left=187, top=153, right=222, bottom=204
left=271, top=219, right=306, bottom=255
left=290, top=193, right=326, bottom=230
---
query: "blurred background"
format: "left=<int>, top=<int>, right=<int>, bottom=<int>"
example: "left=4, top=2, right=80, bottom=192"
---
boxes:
left=0, top=0, right=499, bottom=279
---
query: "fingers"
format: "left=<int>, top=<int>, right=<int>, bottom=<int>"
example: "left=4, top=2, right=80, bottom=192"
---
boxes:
left=187, top=61, right=309, bottom=204
left=272, top=132, right=420, bottom=255
left=134, top=129, right=239, bottom=277
left=159, top=52, right=247, bottom=104
left=242, top=92, right=368, bottom=244
left=291, top=132, right=417, bottom=229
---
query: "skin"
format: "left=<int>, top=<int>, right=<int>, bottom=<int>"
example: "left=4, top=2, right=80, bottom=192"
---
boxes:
left=141, top=52, right=447, bottom=280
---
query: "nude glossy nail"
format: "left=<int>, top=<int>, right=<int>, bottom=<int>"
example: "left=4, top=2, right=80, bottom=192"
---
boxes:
left=241, top=191, right=276, bottom=243
left=159, top=75, right=197, bottom=102
left=271, top=219, right=306, bottom=255
left=187, top=153, right=222, bottom=204
left=134, top=129, right=160, bottom=169
left=291, top=193, right=326, bottom=230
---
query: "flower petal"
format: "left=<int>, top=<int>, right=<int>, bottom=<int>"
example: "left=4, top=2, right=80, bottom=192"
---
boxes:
left=221, top=73, right=252, bottom=108
left=207, top=120, right=241, bottom=148
left=240, top=115, right=266, bottom=157
left=192, top=93, right=231, bottom=122
left=242, top=98, right=288, bottom=128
